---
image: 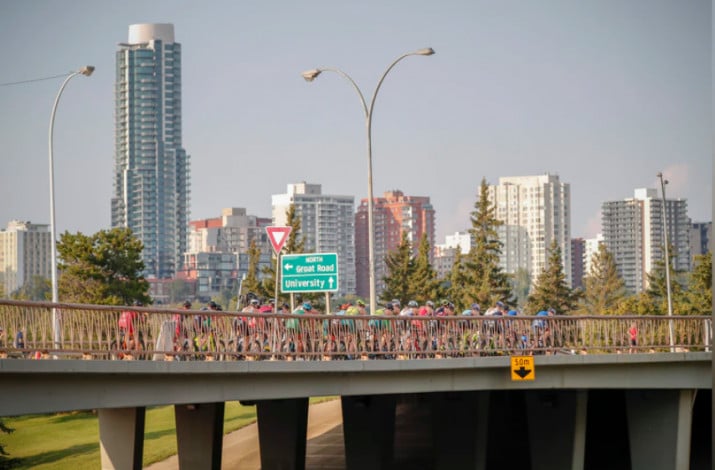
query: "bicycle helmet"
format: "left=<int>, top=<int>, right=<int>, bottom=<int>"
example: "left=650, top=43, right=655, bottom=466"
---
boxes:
left=303, top=302, right=313, bottom=311
left=408, top=300, right=418, bottom=308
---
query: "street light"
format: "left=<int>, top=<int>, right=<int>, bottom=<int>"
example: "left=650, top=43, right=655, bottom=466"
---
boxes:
left=302, top=48, right=434, bottom=316
left=49, top=65, right=94, bottom=349
left=656, top=172, right=675, bottom=351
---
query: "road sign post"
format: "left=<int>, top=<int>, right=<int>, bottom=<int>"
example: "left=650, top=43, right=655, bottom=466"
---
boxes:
left=266, top=226, right=292, bottom=316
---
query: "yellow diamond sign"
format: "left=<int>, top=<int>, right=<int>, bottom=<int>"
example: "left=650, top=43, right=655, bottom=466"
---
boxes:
left=511, top=356, right=535, bottom=381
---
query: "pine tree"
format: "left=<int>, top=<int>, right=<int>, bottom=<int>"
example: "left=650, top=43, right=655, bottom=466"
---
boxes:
left=410, top=233, right=443, bottom=303
left=680, top=252, right=712, bottom=315
left=447, top=249, right=469, bottom=308
left=240, top=239, right=263, bottom=305
left=511, top=268, right=531, bottom=309
left=526, top=240, right=579, bottom=314
left=461, top=178, right=513, bottom=310
left=380, top=232, right=414, bottom=306
left=582, top=243, right=626, bottom=315
left=645, top=244, right=684, bottom=315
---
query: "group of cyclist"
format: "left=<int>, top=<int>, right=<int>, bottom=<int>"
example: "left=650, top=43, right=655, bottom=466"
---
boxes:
left=114, top=295, right=561, bottom=360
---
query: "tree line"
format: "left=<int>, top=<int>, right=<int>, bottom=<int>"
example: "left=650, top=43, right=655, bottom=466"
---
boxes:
left=9, top=179, right=710, bottom=317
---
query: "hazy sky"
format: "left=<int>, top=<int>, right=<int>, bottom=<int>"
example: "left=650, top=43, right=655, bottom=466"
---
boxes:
left=0, top=1, right=711, bottom=242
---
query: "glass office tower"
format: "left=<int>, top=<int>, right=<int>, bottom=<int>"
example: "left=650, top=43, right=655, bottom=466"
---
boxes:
left=112, top=24, right=190, bottom=278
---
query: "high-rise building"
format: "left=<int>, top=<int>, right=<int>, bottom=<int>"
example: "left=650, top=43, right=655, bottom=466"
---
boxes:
left=602, top=188, right=690, bottom=293
left=689, top=221, right=712, bottom=263
left=112, top=24, right=190, bottom=279
left=272, top=183, right=356, bottom=297
left=433, top=231, right=471, bottom=280
left=180, top=208, right=272, bottom=302
left=571, top=238, right=585, bottom=289
left=0, top=221, right=51, bottom=296
left=355, top=190, right=435, bottom=298
left=583, top=233, right=604, bottom=276
left=489, top=174, right=572, bottom=284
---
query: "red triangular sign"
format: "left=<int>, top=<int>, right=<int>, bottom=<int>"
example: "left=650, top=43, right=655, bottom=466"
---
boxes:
left=266, top=226, right=291, bottom=253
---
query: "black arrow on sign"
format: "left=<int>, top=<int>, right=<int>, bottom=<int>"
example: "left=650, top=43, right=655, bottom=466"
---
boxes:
left=514, top=366, right=532, bottom=379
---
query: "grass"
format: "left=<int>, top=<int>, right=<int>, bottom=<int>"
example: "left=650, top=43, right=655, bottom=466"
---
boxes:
left=1, top=397, right=335, bottom=469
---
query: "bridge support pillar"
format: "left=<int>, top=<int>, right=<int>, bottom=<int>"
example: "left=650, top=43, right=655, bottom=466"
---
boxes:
left=98, top=407, right=145, bottom=470
left=256, top=397, right=309, bottom=470
left=175, top=402, right=225, bottom=470
left=342, top=394, right=397, bottom=469
left=525, top=390, right=587, bottom=470
left=431, top=391, right=490, bottom=470
left=626, top=389, right=694, bottom=470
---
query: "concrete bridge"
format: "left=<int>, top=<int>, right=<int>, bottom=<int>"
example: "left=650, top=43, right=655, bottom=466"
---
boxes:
left=0, top=300, right=711, bottom=469
left=0, top=353, right=710, bottom=469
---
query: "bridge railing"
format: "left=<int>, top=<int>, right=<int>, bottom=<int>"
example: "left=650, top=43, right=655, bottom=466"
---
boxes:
left=0, top=300, right=710, bottom=360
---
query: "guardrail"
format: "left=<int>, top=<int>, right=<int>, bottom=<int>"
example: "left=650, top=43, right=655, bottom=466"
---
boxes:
left=0, top=300, right=710, bottom=360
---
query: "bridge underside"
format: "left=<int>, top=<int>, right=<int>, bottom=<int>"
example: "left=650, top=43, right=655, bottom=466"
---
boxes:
left=98, top=388, right=711, bottom=470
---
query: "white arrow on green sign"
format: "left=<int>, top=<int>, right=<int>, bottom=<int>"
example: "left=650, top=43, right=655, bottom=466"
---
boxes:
left=281, top=253, right=339, bottom=293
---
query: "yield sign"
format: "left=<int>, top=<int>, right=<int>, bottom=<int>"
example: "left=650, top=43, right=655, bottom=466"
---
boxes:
left=266, top=226, right=291, bottom=253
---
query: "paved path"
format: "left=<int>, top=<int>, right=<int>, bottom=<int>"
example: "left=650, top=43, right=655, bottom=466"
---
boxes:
left=145, top=399, right=344, bottom=470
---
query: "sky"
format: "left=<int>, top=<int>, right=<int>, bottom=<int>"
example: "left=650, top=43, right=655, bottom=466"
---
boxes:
left=0, top=1, right=711, bottom=243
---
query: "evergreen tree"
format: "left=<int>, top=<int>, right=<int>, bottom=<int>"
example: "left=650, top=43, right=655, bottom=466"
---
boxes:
left=582, top=243, right=626, bottom=315
left=410, top=233, right=444, bottom=304
left=526, top=240, right=579, bottom=314
left=461, top=178, right=513, bottom=310
left=10, top=275, right=51, bottom=301
left=511, top=268, right=531, bottom=309
left=613, top=292, right=655, bottom=316
left=380, top=231, right=414, bottom=306
left=447, top=249, right=469, bottom=309
left=56, top=228, right=150, bottom=305
left=681, top=252, right=712, bottom=316
left=241, top=239, right=263, bottom=305
left=645, top=244, right=684, bottom=315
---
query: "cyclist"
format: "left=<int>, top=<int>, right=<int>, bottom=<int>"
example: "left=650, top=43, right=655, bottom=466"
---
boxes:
left=117, top=301, right=146, bottom=354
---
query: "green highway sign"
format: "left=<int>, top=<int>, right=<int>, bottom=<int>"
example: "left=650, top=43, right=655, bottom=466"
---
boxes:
left=281, top=253, right=339, bottom=293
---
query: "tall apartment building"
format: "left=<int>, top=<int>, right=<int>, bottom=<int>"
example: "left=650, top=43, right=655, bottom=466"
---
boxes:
left=602, top=188, right=690, bottom=293
left=272, top=183, right=356, bottom=297
left=571, top=238, right=585, bottom=289
left=489, top=174, right=572, bottom=284
left=355, top=190, right=435, bottom=298
left=0, top=221, right=51, bottom=296
left=433, top=231, right=471, bottom=280
left=180, top=208, right=272, bottom=301
left=112, top=24, right=190, bottom=279
left=583, top=234, right=604, bottom=276
left=690, top=222, right=712, bottom=263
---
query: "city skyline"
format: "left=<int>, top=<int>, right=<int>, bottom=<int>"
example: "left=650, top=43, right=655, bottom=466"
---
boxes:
left=0, top=1, right=710, bottom=244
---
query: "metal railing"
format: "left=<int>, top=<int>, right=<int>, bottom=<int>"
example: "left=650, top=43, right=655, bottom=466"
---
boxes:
left=0, top=300, right=710, bottom=361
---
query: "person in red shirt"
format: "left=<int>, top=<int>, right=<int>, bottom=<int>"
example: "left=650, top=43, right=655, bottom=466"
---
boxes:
left=118, top=301, right=145, bottom=352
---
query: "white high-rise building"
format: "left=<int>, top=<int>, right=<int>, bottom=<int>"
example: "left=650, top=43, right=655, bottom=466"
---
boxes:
left=0, top=221, right=52, bottom=296
left=112, top=24, right=190, bottom=279
left=584, top=234, right=605, bottom=275
left=602, top=188, right=690, bottom=293
left=272, top=183, right=356, bottom=297
left=489, top=174, right=572, bottom=284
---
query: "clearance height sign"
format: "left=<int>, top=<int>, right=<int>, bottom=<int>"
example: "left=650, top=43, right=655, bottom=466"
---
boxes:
left=281, top=253, right=339, bottom=293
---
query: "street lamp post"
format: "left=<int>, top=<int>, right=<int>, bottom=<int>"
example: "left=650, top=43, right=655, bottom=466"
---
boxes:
left=656, top=172, right=675, bottom=351
left=49, top=66, right=94, bottom=349
left=302, top=48, right=434, bottom=316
